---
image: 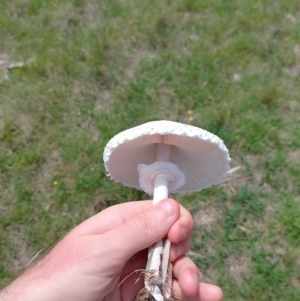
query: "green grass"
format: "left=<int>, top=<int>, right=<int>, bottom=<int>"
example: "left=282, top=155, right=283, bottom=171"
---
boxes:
left=1, top=0, right=300, bottom=299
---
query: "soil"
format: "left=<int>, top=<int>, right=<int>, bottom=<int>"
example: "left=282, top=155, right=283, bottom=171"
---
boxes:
left=226, top=255, right=250, bottom=285
left=134, top=288, right=177, bottom=301
left=134, top=269, right=177, bottom=301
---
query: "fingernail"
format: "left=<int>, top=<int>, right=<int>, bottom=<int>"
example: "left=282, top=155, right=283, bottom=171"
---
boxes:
left=160, top=200, right=174, bottom=215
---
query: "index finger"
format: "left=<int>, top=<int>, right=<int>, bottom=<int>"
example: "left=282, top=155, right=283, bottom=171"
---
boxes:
left=72, top=200, right=152, bottom=236
left=71, top=199, right=193, bottom=245
left=172, top=256, right=223, bottom=301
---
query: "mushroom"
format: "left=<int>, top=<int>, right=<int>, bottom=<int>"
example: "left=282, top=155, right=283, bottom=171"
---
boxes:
left=103, top=120, right=230, bottom=301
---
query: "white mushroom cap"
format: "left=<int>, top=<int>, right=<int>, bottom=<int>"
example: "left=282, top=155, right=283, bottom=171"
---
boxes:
left=103, top=120, right=231, bottom=193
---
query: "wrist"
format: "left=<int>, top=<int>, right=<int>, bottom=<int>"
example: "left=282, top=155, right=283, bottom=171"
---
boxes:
left=0, top=261, right=44, bottom=301
left=0, top=279, right=27, bottom=301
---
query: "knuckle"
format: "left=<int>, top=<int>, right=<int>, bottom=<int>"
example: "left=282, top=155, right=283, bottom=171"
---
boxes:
left=185, top=237, right=193, bottom=252
left=180, top=207, right=194, bottom=228
left=132, top=214, right=153, bottom=236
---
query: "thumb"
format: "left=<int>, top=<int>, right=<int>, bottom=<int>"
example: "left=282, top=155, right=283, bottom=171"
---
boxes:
left=102, top=199, right=180, bottom=262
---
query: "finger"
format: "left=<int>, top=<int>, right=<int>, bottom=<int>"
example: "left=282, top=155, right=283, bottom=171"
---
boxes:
left=173, top=256, right=199, bottom=299
left=101, top=199, right=181, bottom=262
left=168, top=205, right=194, bottom=244
left=73, top=200, right=153, bottom=236
left=172, top=279, right=223, bottom=301
left=172, top=256, right=223, bottom=301
left=197, top=283, right=223, bottom=301
left=173, top=254, right=199, bottom=279
left=169, top=236, right=192, bottom=262
left=73, top=199, right=193, bottom=242
left=172, top=278, right=196, bottom=301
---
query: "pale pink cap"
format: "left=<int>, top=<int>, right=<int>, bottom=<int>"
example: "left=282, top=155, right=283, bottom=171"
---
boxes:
left=103, top=120, right=231, bottom=193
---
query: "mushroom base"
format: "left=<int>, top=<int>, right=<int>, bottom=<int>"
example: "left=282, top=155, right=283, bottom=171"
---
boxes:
left=134, top=288, right=176, bottom=301
left=134, top=267, right=177, bottom=301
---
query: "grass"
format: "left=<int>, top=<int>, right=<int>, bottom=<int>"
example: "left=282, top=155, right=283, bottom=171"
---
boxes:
left=1, top=0, right=300, bottom=299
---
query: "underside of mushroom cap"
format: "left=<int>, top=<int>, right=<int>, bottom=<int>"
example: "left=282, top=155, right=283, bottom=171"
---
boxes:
left=103, top=120, right=231, bottom=193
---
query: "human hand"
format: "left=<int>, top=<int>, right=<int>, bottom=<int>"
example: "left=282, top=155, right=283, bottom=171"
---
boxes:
left=2, top=198, right=222, bottom=301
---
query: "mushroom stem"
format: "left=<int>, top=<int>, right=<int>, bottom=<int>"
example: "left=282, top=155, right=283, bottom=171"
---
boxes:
left=147, top=173, right=169, bottom=271
left=146, top=172, right=171, bottom=301
left=146, top=144, right=173, bottom=300
left=153, top=174, right=169, bottom=204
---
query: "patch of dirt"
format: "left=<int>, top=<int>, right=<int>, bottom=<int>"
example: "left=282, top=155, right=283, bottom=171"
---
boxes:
left=270, top=244, right=286, bottom=257
left=82, top=194, right=118, bottom=217
left=201, top=265, right=218, bottom=283
left=36, top=149, right=62, bottom=196
left=0, top=53, right=10, bottom=83
left=15, top=114, right=34, bottom=138
left=193, top=206, right=217, bottom=228
left=125, top=49, right=156, bottom=79
left=288, top=100, right=300, bottom=110
left=223, top=155, right=274, bottom=193
left=245, top=155, right=265, bottom=186
left=265, top=203, right=277, bottom=217
left=256, top=233, right=290, bottom=264
left=286, top=14, right=297, bottom=24
left=253, top=170, right=263, bottom=185
left=0, top=108, right=4, bottom=131
left=228, top=155, right=261, bottom=186
left=243, top=219, right=265, bottom=231
left=0, top=53, right=25, bottom=83
left=5, top=226, right=37, bottom=275
left=244, top=153, right=258, bottom=166
left=82, top=3, right=99, bottom=27
left=94, top=90, right=114, bottom=112
left=290, top=276, right=300, bottom=287
left=280, top=100, right=300, bottom=120
left=221, top=169, right=247, bottom=196
left=226, top=255, right=250, bottom=285
left=72, top=81, right=82, bottom=96
left=288, top=149, right=300, bottom=161
left=262, top=182, right=273, bottom=192
left=93, top=196, right=108, bottom=213
left=284, top=63, right=300, bottom=78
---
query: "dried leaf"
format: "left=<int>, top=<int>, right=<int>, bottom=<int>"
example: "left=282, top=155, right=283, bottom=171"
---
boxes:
left=238, top=225, right=251, bottom=233
left=0, top=53, right=27, bottom=83
left=286, top=14, right=297, bottom=24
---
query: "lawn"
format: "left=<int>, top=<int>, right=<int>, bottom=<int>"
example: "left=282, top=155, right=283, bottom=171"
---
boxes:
left=1, top=0, right=300, bottom=300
